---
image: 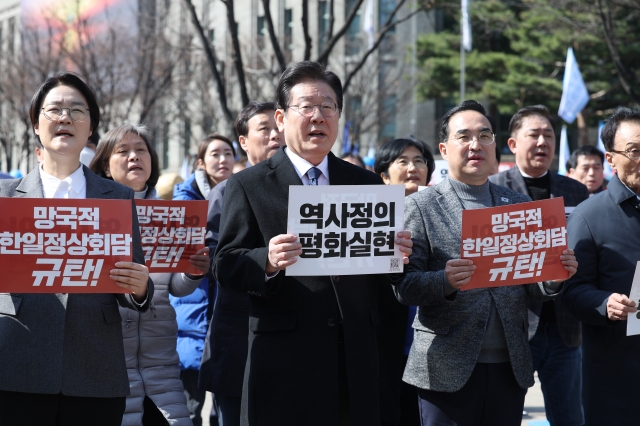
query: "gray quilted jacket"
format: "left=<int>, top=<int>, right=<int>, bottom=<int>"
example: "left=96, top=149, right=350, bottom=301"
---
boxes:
left=120, top=189, right=201, bottom=425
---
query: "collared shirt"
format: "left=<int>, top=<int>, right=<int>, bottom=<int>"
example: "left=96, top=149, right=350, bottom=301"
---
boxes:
left=39, top=163, right=86, bottom=199
left=285, top=147, right=330, bottom=185
left=520, top=169, right=549, bottom=179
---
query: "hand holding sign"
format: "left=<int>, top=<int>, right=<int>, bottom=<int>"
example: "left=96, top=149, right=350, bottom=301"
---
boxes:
left=188, top=247, right=211, bottom=277
left=607, top=293, right=637, bottom=321
left=445, top=259, right=477, bottom=290
left=266, top=234, right=302, bottom=274
left=395, top=230, right=413, bottom=264
left=553, top=249, right=578, bottom=283
left=110, top=262, right=149, bottom=302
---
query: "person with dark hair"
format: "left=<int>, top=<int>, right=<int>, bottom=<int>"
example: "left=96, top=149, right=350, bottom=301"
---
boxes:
left=375, top=138, right=435, bottom=195
left=566, top=144, right=606, bottom=195
left=199, top=101, right=283, bottom=426
left=0, top=73, right=153, bottom=424
left=172, top=134, right=235, bottom=425
left=174, top=134, right=236, bottom=201
left=397, top=100, right=577, bottom=426
left=374, top=138, right=435, bottom=426
left=340, top=152, right=366, bottom=168
left=91, top=124, right=210, bottom=425
left=489, top=105, right=587, bottom=426
left=213, top=61, right=413, bottom=426
left=563, top=107, right=640, bottom=426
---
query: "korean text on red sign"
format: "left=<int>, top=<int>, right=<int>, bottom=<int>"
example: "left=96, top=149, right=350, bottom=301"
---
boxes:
left=134, top=199, right=207, bottom=274
left=286, top=185, right=405, bottom=276
left=0, top=198, right=133, bottom=293
left=460, top=197, right=569, bottom=290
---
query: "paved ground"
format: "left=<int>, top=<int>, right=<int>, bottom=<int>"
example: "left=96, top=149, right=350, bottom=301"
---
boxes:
left=201, top=374, right=548, bottom=426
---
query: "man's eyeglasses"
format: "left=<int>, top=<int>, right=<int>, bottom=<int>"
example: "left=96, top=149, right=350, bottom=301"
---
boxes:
left=610, top=147, right=640, bottom=160
left=288, top=102, right=338, bottom=118
left=449, top=131, right=495, bottom=146
left=393, top=157, right=428, bottom=171
left=40, top=106, right=90, bottom=123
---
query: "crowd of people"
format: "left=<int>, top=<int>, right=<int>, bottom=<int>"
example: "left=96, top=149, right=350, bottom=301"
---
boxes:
left=0, top=61, right=638, bottom=426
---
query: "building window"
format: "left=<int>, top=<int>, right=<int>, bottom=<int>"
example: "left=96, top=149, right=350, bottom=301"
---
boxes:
left=379, top=0, right=397, bottom=52
left=345, top=0, right=361, bottom=56
left=380, top=95, right=397, bottom=142
left=317, top=1, right=329, bottom=53
left=8, top=17, right=15, bottom=57
left=209, top=29, right=215, bottom=45
left=184, top=118, right=191, bottom=158
left=162, top=121, right=170, bottom=169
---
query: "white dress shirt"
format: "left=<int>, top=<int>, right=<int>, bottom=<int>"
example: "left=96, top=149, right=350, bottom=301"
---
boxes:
left=285, top=147, right=330, bottom=185
left=39, top=163, right=86, bottom=199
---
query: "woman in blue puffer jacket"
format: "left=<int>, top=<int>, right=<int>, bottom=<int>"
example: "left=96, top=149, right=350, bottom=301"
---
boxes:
left=172, top=133, right=235, bottom=426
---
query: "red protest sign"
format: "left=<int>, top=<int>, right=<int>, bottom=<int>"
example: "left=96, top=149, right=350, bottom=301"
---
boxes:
left=460, top=197, right=568, bottom=290
left=135, top=199, right=207, bottom=274
left=0, top=198, right=133, bottom=293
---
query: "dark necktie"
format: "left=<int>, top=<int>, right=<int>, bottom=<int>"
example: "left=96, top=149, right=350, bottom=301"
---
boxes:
left=307, top=167, right=321, bottom=186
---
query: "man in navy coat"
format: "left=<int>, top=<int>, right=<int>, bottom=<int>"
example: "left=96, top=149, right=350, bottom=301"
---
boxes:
left=563, top=107, right=640, bottom=426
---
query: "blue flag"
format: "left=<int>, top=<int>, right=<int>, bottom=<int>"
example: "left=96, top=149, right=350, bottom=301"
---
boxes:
left=558, top=47, right=589, bottom=124
left=597, top=121, right=615, bottom=180
left=558, top=125, right=570, bottom=176
left=342, top=121, right=352, bottom=155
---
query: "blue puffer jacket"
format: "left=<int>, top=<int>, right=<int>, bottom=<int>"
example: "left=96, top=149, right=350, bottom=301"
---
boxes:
left=171, top=169, right=213, bottom=370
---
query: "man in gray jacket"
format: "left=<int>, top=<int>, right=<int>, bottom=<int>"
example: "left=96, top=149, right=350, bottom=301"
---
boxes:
left=395, top=100, right=577, bottom=426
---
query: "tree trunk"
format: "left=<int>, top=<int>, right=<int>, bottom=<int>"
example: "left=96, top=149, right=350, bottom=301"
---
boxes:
left=301, top=1, right=312, bottom=60
left=224, top=0, right=250, bottom=107
left=261, top=0, right=287, bottom=73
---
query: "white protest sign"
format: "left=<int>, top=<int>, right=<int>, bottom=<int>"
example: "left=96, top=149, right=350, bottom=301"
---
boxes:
left=286, top=184, right=405, bottom=276
left=627, top=261, right=640, bottom=336
left=429, top=159, right=449, bottom=185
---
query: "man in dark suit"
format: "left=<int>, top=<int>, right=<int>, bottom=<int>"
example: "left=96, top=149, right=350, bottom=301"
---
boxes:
left=200, top=101, right=284, bottom=426
left=213, top=61, right=412, bottom=426
left=489, top=105, right=588, bottom=426
left=563, top=107, right=640, bottom=426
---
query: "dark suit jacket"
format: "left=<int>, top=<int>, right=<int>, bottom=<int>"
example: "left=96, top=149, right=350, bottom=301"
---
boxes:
left=489, top=166, right=588, bottom=347
left=214, top=147, right=387, bottom=426
left=199, top=179, right=249, bottom=398
left=563, top=174, right=640, bottom=425
left=0, top=166, right=152, bottom=398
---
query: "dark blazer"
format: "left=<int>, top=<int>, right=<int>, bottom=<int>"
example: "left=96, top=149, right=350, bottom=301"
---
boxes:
left=214, top=147, right=387, bottom=426
left=489, top=166, right=588, bottom=347
left=397, top=179, right=556, bottom=392
left=563, top=174, right=640, bottom=425
left=199, top=179, right=249, bottom=398
left=0, top=166, right=152, bottom=398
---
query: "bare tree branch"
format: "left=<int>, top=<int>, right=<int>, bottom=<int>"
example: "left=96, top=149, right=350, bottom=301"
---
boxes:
left=182, top=0, right=234, bottom=123
left=317, top=0, right=365, bottom=66
left=596, top=0, right=640, bottom=105
left=223, top=0, right=250, bottom=107
left=302, top=1, right=312, bottom=61
left=344, top=0, right=424, bottom=93
left=261, top=0, right=287, bottom=73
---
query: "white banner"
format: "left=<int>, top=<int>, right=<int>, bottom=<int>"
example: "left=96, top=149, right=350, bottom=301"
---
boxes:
left=286, top=185, right=405, bottom=276
left=627, top=261, right=640, bottom=336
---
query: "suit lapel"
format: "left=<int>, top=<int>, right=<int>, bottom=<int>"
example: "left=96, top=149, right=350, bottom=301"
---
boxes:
left=15, top=167, right=45, bottom=198
left=84, top=166, right=113, bottom=199
left=434, top=179, right=464, bottom=233
left=508, top=167, right=529, bottom=196
left=326, top=152, right=352, bottom=185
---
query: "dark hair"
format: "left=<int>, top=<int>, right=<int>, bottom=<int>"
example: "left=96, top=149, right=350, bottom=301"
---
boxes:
left=236, top=101, right=277, bottom=137
left=566, top=145, right=604, bottom=170
left=439, top=100, right=492, bottom=143
left=30, top=72, right=100, bottom=144
left=374, top=138, right=435, bottom=183
left=340, top=153, right=366, bottom=168
left=495, top=144, right=501, bottom=164
left=197, top=134, right=236, bottom=162
left=275, top=61, right=343, bottom=113
left=90, top=124, right=160, bottom=189
left=508, top=105, right=556, bottom=136
left=600, top=107, right=640, bottom=152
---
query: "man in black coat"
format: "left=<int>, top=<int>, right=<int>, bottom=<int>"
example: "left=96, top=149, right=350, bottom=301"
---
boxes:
left=489, top=105, right=587, bottom=426
left=213, top=61, right=412, bottom=426
left=200, top=100, right=283, bottom=426
left=563, top=107, right=640, bottom=426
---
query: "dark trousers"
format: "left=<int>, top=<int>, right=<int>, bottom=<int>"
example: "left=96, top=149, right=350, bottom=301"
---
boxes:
left=142, top=396, right=170, bottom=426
left=181, top=369, right=207, bottom=426
left=417, top=362, right=526, bottom=426
left=0, top=390, right=125, bottom=426
left=214, top=394, right=241, bottom=426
